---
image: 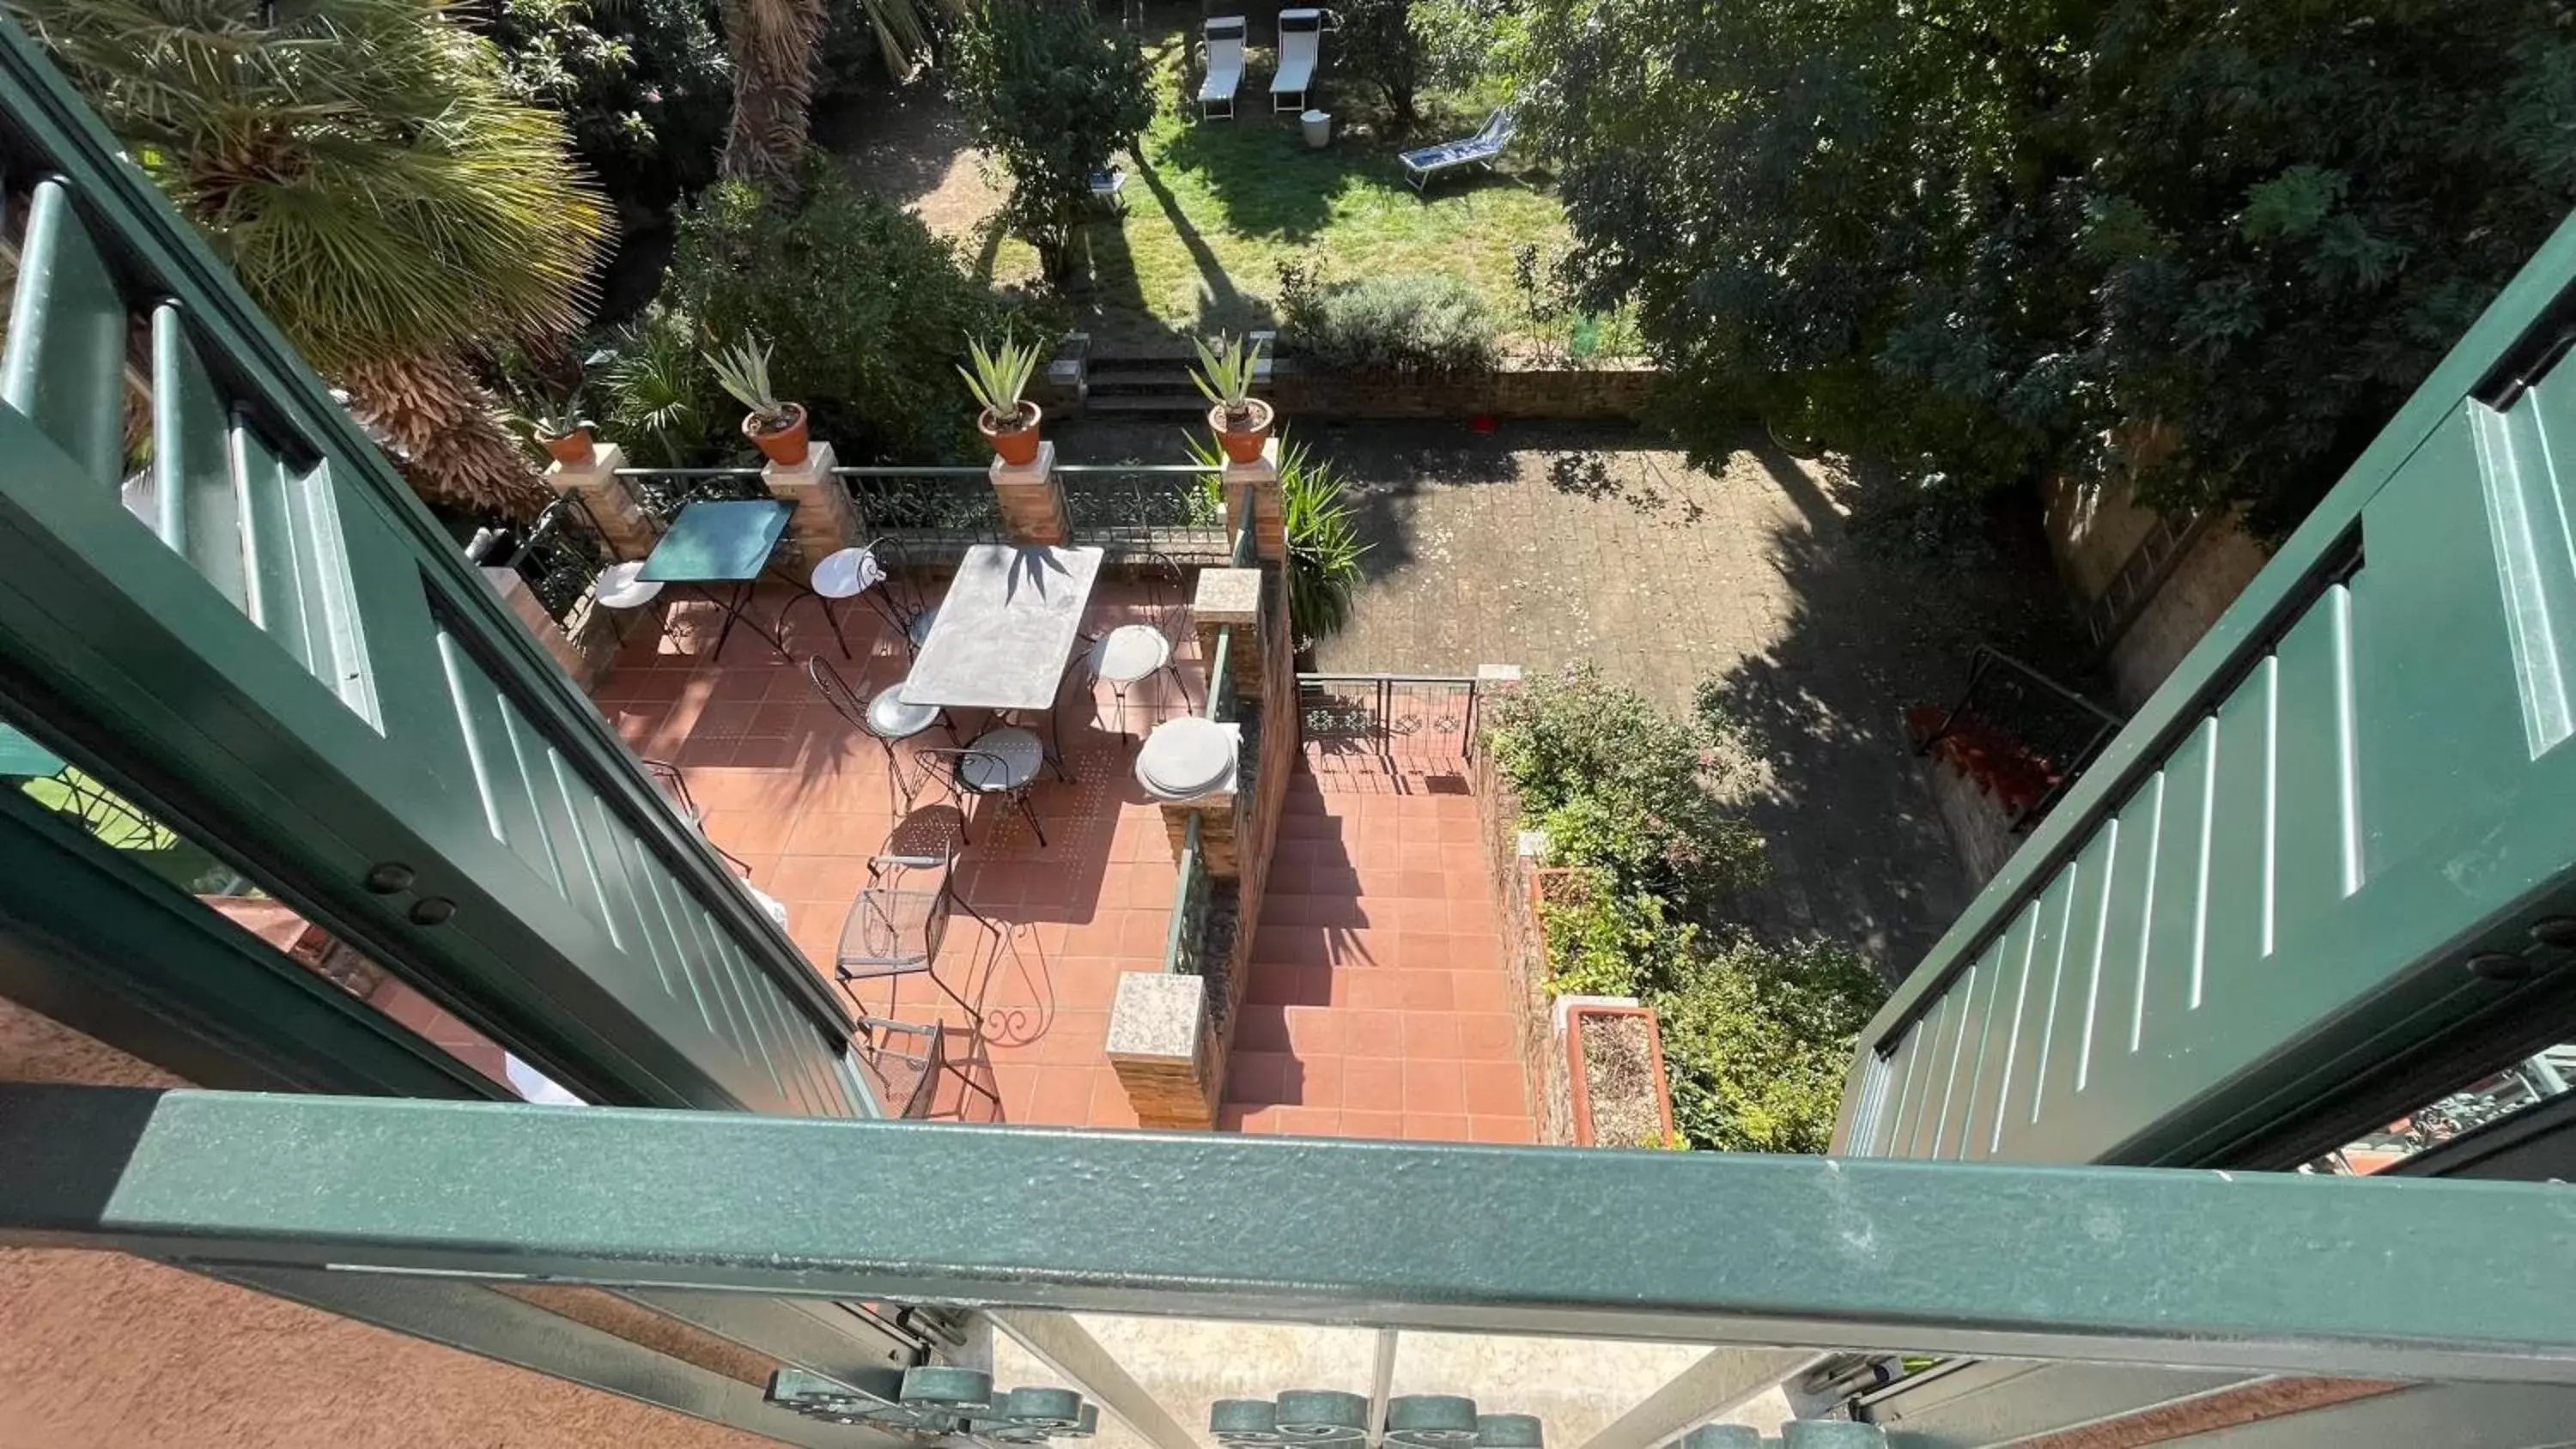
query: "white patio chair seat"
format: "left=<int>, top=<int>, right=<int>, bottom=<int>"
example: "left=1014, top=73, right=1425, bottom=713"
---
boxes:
left=811, top=546, right=886, bottom=600
left=1088, top=624, right=1173, bottom=686
left=592, top=560, right=663, bottom=610
left=908, top=603, right=939, bottom=649
left=866, top=685, right=942, bottom=743
left=959, top=726, right=1045, bottom=794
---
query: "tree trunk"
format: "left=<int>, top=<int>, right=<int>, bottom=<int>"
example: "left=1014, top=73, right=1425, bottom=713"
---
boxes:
left=340, top=349, right=551, bottom=524
left=720, top=0, right=829, bottom=188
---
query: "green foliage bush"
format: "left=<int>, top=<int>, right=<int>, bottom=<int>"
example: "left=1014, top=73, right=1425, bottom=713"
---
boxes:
left=1489, top=666, right=1764, bottom=917
left=487, top=0, right=732, bottom=211
left=657, top=162, right=1009, bottom=464
left=1493, top=665, right=1884, bottom=1152
left=1524, top=0, right=2576, bottom=537
left=1279, top=267, right=1500, bottom=376
left=1651, top=937, right=1886, bottom=1155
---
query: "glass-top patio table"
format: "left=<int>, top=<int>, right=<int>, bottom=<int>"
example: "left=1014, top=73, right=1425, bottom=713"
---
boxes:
left=902, top=544, right=1104, bottom=780
left=640, top=499, right=811, bottom=662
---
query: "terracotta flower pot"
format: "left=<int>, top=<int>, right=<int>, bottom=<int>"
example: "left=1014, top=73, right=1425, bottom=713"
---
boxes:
left=538, top=426, right=594, bottom=466
left=743, top=402, right=810, bottom=467
left=978, top=402, right=1044, bottom=467
left=1207, top=397, right=1276, bottom=464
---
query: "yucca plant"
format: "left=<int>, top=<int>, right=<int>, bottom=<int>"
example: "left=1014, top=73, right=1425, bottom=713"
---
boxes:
left=959, top=331, right=1042, bottom=429
left=1186, top=427, right=1365, bottom=647
left=708, top=336, right=790, bottom=426
left=1190, top=333, right=1268, bottom=426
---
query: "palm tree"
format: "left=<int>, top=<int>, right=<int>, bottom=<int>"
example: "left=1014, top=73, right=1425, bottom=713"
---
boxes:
left=7, top=0, right=613, bottom=519
left=719, top=0, right=961, bottom=186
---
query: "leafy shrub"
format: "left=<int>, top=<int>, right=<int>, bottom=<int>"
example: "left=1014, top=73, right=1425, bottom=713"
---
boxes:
left=488, top=0, right=732, bottom=212
left=1489, top=666, right=1765, bottom=916
left=1184, top=428, right=1370, bottom=647
left=1650, top=937, right=1887, bottom=1154
left=1279, top=267, right=1499, bottom=376
left=662, top=162, right=1009, bottom=464
left=1540, top=882, right=1695, bottom=999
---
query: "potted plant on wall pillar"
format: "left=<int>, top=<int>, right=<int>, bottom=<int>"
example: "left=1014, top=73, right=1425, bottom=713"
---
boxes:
left=708, top=336, right=809, bottom=466
left=961, top=331, right=1045, bottom=466
left=1194, top=332, right=1275, bottom=463
left=523, top=385, right=596, bottom=466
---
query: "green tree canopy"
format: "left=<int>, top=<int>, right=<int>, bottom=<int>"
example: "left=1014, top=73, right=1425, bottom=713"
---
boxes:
left=1524, top=0, right=2576, bottom=535
left=951, top=0, right=1152, bottom=286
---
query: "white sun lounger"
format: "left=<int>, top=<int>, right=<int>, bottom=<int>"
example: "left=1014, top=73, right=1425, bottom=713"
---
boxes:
left=1200, top=16, right=1247, bottom=120
left=1400, top=108, right=1516, bottom=193
left=1272, top=9, right=1324, bottom=114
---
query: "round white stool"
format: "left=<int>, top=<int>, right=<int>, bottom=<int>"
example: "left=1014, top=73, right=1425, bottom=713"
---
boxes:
left=1135, top=716, right=1240, bottom=801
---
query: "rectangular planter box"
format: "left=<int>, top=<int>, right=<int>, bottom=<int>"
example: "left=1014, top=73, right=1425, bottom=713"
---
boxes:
left=1563, top=1002, right=1678, bottom=1149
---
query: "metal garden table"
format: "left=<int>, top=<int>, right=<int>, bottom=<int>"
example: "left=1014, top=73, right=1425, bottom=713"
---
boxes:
left=638, top=499, right=802, bottom=662
left=902, top=545, right=1103, bottom=779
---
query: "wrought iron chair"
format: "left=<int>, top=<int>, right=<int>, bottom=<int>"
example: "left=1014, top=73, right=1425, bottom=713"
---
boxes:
left=639, top=759, right=751, bottom=875
left=850, top=1016, right=999, bottom=1120
left=833, top=846, right=993, bottom=1024
left=1080, top=550, right=1194, bottom=739
left=811, top=535, right=941, bottom=658
left=807, top=655, right=955, bottom=811
left=920, top=732, right=1048, bottom=848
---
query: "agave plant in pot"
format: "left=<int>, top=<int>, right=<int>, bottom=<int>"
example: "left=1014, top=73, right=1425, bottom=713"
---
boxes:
left=708, top=336, right=809, bottom=466
left=523, top=385, right=596, bottom=466
left=1193, top=333, right=1274, bottom=463
left=960, top=331, right=1044, bottom=467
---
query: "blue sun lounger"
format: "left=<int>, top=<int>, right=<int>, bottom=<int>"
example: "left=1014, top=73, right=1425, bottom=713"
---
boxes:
left=1400, top=108, right=1515, bottom=194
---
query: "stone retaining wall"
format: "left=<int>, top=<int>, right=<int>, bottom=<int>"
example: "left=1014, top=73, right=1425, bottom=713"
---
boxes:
left=1264, top=361, right=1656, bottom=422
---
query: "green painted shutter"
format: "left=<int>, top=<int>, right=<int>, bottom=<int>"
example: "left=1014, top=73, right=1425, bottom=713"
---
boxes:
left=1841, top=212, right=2576, bottom=1169
left=0, top=161, right=865, bottom=1116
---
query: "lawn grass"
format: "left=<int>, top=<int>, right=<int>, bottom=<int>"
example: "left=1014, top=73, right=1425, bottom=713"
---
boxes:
left=996, top=21, right=1573, bottom=346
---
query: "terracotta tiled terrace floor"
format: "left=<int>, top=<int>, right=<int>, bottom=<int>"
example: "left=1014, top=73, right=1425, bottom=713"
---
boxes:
left=587, top=579, right=1532, bottom=1142
left=1221, top=761, right=1535, bottom=1142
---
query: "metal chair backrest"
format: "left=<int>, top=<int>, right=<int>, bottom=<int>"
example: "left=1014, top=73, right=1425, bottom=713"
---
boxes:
left=1136, top=550, right=1191, bottom=640
left=806, top=655, right=872, bottom=732
left=863, top=535, right=933, bottom=627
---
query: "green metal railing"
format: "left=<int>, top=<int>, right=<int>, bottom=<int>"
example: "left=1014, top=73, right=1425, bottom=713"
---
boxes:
left=1059, top=464, right=1229, bottom=561
left=838, top=466, right=1007, bottom=555
left=1161, top=813, right=1215, bottom=979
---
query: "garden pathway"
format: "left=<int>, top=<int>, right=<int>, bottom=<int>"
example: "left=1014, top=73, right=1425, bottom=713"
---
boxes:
left=1063, top=419, right=2082, bottom=980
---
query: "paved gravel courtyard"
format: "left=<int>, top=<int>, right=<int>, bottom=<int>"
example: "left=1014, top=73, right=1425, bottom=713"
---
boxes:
left=1058, top=419, right=2076, bottom=976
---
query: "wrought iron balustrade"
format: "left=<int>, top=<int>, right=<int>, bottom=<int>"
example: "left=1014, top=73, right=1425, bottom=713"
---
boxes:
left=614, top=466, right=775, bottom=525
left=837, top=467, right=1006, bottom=557
left=1058, top=464, right=1229, bottom=561
left=479, top=493, right=612, bottom=628
left=1297, top=675, right=1482, bottom=766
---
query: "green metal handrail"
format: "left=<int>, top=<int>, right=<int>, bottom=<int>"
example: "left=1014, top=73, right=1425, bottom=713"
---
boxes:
left=1161, top=813, right=1209, bottom=977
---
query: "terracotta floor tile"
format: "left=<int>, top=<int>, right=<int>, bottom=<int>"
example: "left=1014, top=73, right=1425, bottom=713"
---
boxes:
left=1450, top=973, right=1518, bottom=1016
left=1285, top=1054, right=1342, bottom=1109
left=1340, top=969, right=1403, bottom=1011
left=1228, top=1051, right=1293, bottom=1106
left=1396, top=868, right=1446, bottom=900
left=1024, top=1065, right=1097, bottom=1125
left=1087, top=1072, right=1141, bottom=1130
left=1282, top=1004, right=1341, bottom=1056
left=1403, top=1059, right=1466, bottom=1116
left=1340, top=1009, right=1405, bottom=1058
left=1249, top=964, right=1331, bottom=1007
left=1455, top=1014, right=1519, bottom=1062
left=1234, top=1004, right=1292, bottom=1052
left=1116, top=910, right=1173, bottom=959
left=1339, top=1108, right=1405, bottom=1140
left=1271, top=1106, right=1343, bottom=1137
left=1469, top=1115, right=1536, bottom=1144
left=1217, top=1103, right=1255, bottom=1132
left=1340, top=1058, right=1406, bottom=1113
left=1232, top=1104, right=1285, bottom=1135
left=1461, top=1061, right=1528, bottom=1118
left=1401, top=1013, right=1464, bottom=1060
left=1403, top=1113, right=1474, bottom=1143
left=1031, top=1010, right=1109, bottom=1064
left=1395, top=971, right=1456, bottom=1012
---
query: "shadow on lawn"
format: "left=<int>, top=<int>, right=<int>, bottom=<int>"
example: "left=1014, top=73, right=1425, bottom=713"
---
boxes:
left=1157, top=112, right=1378, bottom=244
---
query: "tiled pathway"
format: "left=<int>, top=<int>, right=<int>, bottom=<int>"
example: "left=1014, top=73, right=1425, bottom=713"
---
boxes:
left=1221, top=772, right=1536, bottom=1142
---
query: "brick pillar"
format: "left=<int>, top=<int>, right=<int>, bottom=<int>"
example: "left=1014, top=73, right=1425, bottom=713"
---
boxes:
left=482, top=566, right=616, bottom=689
left=1160, top=789, right=1242, bottom=876
left=1192, top=567, right=1268, bottom=705
left=1219, top=440, right=1284, bottom=562
left=547, top=441, right=654, bottom=561
left=1107, top=972, right=1218, bottom=1129
left=991, top=440, right=1068, bottom=545
left=762, top=440, right=860, bottom=562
